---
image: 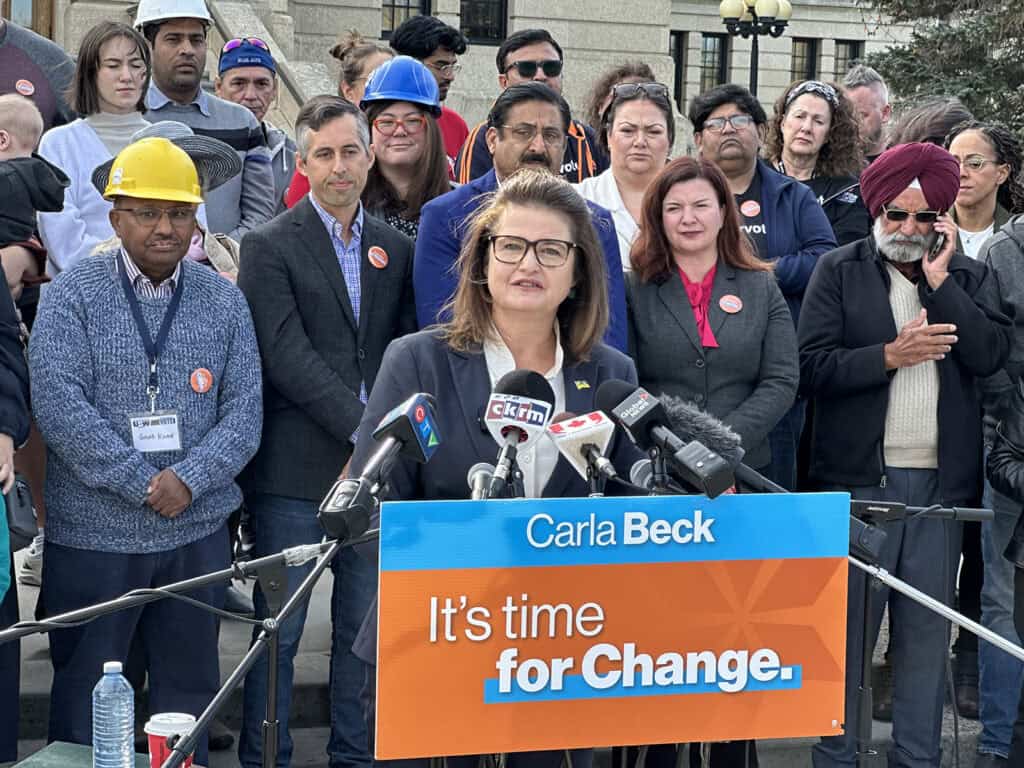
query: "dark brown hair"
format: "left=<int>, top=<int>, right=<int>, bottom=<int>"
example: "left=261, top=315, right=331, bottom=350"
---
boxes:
left=362, top=100, right=450, bottom=219
left=443, top=169, right=609, bottom=363
left=331, top=30, right=392, bottom=97
left=583, top=61, right=656, bottom=133
left=630, top=156, right=771, bottom=283
left=766, top=80, right=864, bottom=177
left=888, top=96, right=974, bottom=147
left=69, top=21, right=151, bottom=116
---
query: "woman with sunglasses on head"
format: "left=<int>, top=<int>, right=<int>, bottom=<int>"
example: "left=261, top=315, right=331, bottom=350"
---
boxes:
left=283, top=31, right=393, bottom=208
left=359, top=56, right=452, bottom=240
left=37, top=21, right=152, bottom=274
left=349, top=168, right=641, bottom=768
left=582, top=62, right=657, bottom=135
left=576, top=81, right=674, bottom=270
left=624, top=157, right=798, bottom=768
left=765, top=80, right=871, bottom=246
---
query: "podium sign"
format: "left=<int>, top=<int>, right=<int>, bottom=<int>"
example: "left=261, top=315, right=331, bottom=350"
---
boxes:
left=375, top=493, right=849, bottom=759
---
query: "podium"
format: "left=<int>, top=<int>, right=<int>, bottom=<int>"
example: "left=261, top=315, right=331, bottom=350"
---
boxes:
left=374, top=492, right=851, bottom=759
left=13, top=742, right=151, bottom=767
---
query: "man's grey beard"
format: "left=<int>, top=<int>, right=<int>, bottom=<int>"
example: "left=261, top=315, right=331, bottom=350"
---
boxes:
left=873, top=217, right=937, bottom=263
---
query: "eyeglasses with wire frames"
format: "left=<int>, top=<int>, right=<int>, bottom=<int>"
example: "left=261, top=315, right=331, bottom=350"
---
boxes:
left=956, top=154, right=1005, bottom=172
left=611, top=82, right=670, bottom=101
left=373, top=114, right=428, bottom=136
left=488, top=235, right=576, bottom=268
left=882, top=205, right=940, bottom=224
left=426, top=59, right=462, bottom=76
left=114, top=206, right=197, bottom=229
left=701, top=114, right=756, bottom=133
left=499, top=123, right=565, bottom=147
left=504, top=59, right=563, bottom=79
left=221, top=37, right=270, bottom=54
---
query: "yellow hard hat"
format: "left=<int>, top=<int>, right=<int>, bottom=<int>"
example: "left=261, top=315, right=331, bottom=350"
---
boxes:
left=102, top=137, right=203, bottom=204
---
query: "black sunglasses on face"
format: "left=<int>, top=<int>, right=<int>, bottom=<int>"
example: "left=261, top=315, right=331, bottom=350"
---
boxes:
left=882, top=205, right=940, bottom=223
left=505, top=59, right=563, bottom=79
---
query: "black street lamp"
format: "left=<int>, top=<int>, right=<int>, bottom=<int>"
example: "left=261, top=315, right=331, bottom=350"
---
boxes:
left=719, top=0, right=792, bottom=97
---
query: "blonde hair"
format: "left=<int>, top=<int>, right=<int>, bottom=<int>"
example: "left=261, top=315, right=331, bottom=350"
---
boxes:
left=442, top=169, right=609, bottom=363
left=0, top=94, right=44, bottom=152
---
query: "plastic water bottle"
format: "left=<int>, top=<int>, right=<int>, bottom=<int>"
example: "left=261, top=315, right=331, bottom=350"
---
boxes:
left=92, top=661, right=134, bottom=768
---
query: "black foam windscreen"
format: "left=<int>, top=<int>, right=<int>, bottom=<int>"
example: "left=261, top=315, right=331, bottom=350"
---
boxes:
left=494, top=368, right=556, bottom=408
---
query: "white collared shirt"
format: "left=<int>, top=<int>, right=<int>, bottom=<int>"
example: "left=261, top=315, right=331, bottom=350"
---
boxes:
left=483, top=327, right=566, bottom=498
left=575, top=168, right=639, bottom=271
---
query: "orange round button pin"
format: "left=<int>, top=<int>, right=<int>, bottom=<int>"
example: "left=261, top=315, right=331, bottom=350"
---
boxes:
left=719, top=294, right=743, bottom=314
left=190, top=368, right=214, bottom=394
left=740, top=199, right=761, bottom=218
left=15, top=79, right=35, bottom=96
left=368, top=246, right=388, bottom=269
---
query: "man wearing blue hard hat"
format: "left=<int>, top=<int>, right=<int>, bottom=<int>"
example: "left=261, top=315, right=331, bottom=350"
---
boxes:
left=216, top=37, right=295, bottom=214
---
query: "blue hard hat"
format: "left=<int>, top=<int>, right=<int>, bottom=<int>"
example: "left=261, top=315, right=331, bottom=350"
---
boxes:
left=360, top=55, right=442, bottom=117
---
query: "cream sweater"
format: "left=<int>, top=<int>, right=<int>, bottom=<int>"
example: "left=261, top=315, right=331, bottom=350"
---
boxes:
left=883, top=263, right=939, bottom=468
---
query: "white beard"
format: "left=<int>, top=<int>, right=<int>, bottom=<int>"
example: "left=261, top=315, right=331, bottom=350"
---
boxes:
left=873, top=217, right=937, bottom=263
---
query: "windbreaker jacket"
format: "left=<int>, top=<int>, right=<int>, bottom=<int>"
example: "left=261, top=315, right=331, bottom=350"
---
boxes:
left=798, top=235, right=1011, bottom=503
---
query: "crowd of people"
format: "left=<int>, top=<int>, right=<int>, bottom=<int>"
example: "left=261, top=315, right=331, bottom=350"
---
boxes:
left=2, top=4, right=1024, bottom=768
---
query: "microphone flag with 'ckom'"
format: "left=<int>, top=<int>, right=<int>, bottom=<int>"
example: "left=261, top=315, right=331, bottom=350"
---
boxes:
left=374, top=492, right=850, bottom=759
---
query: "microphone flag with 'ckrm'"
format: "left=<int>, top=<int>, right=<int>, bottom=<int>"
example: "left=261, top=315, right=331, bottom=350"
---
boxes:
left=485, top=370, right=556, bottom=498
left=546, top=410, right=617, bottom=481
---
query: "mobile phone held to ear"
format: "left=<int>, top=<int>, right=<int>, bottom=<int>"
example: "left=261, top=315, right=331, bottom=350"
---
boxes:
left=928, top=232, right=946, bottom=263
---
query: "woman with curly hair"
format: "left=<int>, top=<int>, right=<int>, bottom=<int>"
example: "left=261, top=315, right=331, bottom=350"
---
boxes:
left=766, top=80, right=871, bottom=245
left=945, top=120, right=1024, bottom=259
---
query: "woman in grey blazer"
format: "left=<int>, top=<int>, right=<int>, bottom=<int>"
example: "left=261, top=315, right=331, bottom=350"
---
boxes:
left=625, top=159, right=798, bottom=768
left=626, top=156, right=798, bottom=476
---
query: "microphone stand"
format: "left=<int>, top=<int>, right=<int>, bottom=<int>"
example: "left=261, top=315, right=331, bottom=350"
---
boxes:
left=0, top=531, right=379, bottom=768
left=648, top=449, right=674, bottom=495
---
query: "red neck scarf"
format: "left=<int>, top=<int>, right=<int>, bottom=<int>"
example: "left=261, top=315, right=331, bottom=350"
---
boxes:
left=678, top=263, right=719, bottom=348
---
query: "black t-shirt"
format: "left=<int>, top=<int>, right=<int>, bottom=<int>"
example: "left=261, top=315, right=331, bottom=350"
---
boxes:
left=734, top=168, right=768, bottom=258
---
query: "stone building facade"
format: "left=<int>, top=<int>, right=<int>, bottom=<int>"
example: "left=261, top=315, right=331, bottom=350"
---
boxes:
left=16, top=0, right=910, bottom=145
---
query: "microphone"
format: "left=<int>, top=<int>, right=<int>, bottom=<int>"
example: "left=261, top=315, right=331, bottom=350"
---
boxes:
left=545, top=410, right=618, bottom=482
left=318, top=393, right=441, bottom=539
left=595, top=380, right=735, bottom=498
left=659, top=394, right=745, bottom=470
left=484, top=370, right=555, bottom=498
left=467, top=462, right=495, bottom=500
left=627, top=458, right=686, bottom=495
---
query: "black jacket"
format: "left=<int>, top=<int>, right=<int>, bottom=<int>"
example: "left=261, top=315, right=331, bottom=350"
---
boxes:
left=798, top=236, right=1011, bottom=502
left=987, top=378, right=1024, bottom=566
left=803, top=175, right=871, bottom=248
left=237, top=199, right=417, bottom=500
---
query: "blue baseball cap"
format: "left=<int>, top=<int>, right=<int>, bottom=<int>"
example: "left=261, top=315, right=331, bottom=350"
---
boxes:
left=218, top=37, right=276, bottom=76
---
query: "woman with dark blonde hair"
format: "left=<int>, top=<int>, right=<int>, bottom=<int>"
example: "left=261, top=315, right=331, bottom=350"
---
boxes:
left=348, top=168, right=640, bottom=768
left=766, top=79, right=870, bottom=245
left=626, top=156, right=797, bottom=768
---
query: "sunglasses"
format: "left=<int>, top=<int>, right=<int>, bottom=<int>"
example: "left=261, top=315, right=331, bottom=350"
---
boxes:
left=221, top=37, right=270, bottom=55
left=882, top=205, right=940, bottom=223
left=504, top=59, right=563, bottom=79
left=611, top=82, right=670, bottom=100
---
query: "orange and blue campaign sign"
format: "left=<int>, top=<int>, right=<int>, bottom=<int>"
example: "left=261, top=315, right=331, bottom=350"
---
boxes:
left=375, top=493, right=850, bottom=758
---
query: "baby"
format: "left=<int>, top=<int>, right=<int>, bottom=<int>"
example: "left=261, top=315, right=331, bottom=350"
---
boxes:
left=0, top=93, right=68, bottom=299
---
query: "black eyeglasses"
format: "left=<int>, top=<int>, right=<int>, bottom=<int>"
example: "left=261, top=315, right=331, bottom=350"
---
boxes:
left=701, top=114, right=756, bottom=133
left=611, top=82, right=670, bottom=100
left=882, top=205, right=940, bottom=223
left=488, top=235, right=575, bottom=267
left=504, top=59, right=563, bottom=79
left=115, top=207, right=197, bottom=228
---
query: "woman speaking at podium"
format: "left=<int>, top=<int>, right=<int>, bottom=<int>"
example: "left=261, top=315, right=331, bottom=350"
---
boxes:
left=348, top=168, right=642, bottom=768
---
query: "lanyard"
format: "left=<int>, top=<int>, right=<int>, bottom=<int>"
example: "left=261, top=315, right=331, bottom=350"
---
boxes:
left=118, top=257, right=185, bottom=412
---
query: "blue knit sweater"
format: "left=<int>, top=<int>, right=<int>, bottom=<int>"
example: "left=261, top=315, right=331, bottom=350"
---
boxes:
left=29, top=250, right=263, bottom=553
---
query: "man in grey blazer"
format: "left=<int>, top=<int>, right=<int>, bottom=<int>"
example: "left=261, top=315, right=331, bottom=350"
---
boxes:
left=236, top=96, right=417, bottom=768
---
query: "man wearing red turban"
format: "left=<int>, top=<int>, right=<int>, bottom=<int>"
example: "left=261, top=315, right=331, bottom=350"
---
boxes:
left=799, top=142, right=1011, bottom=768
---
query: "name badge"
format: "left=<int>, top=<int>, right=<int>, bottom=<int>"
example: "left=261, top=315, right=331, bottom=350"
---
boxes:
left=129, top=410, right=182, bottom=453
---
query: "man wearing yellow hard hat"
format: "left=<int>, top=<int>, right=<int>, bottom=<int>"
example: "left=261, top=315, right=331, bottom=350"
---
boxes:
left=28, top=135, right=263, bottom=766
